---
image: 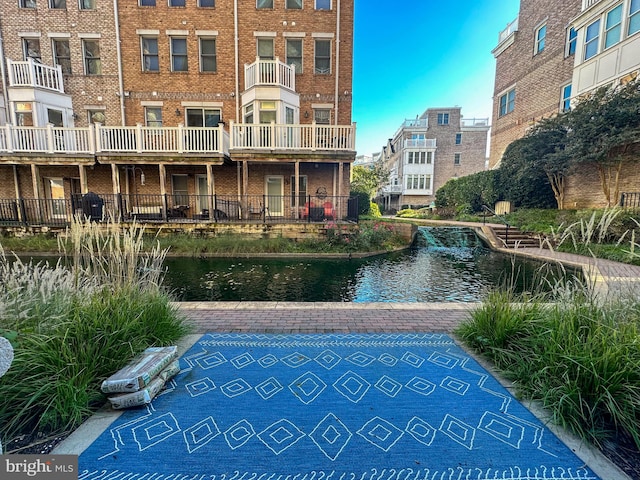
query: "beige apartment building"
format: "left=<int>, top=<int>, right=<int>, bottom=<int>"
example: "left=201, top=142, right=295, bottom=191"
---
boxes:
left=489, top=0, right=640, bottom=208
left=0, top=0, right=356, bottom=226
left=378, top=107, right=489, bottom=213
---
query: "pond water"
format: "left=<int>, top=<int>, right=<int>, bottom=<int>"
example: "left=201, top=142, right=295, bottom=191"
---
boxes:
left=161, top=227, right=577, bottom=302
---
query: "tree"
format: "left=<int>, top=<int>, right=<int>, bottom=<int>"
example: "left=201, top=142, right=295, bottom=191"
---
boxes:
left=505, top=115, right=572, bottom=209
left=566, top=79, right=640, bottom=206
left=350, top=162, right=389, bottom=200
left=498, top=137, right=557, bottom=209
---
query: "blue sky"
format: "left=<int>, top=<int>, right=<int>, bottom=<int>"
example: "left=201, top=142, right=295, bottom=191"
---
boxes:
left=352, top=0, right=520, bottom=156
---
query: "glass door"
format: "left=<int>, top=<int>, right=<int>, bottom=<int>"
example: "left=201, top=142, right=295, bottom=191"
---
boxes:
left=265, top=176, right=283, bottom=217
left=44, top=178, right=66, bottom=219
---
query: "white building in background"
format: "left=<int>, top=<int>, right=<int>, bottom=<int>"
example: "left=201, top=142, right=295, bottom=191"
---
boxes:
left=377, top=107, right=489, bottom=212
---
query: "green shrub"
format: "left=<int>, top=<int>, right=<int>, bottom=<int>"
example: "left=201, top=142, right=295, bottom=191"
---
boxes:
left=0, top=219, right=189, bottom=444
left=458, top=287, right=640, bottom=449
left=369, top=202, right=381, bottom=217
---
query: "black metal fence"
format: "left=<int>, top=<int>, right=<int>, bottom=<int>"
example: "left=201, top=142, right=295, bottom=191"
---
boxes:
left=620, top=192, right=640, bottom=210
left=0, top=194, right=358, bottom=227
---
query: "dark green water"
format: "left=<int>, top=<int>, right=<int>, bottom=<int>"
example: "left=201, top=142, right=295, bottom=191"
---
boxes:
left=161, top=227, right=578, bottom=302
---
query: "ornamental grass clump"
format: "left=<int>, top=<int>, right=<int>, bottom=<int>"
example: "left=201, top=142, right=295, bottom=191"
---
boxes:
left=457, top=281, right=640, bottom=450
left=0, top=218, right=189, bottom=446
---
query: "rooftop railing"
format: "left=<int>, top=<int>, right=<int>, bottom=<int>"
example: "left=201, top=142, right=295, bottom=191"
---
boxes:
left=498, top=17, right=519, bottom=44
left=244, top=58, right=296, bottom=91
left=582, top=0, right=602, bottom=10
left=7, top=58, right=65, bottom=93
left=401, top=118, right=428, bottom=128
left=461, top=118, right=490, bottom=127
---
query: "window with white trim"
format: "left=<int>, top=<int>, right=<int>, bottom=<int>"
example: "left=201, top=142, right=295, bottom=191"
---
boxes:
left=314, top=109, right=331, bottom=124
left=186, top=108, right=221, bottom=127
left=141, top=37, right=159, bottom=72
left=257, top=38, right=274, bottom=60
left=535, top=24, right=546, bottom=54
left=314, top=39, right=331, bottom=74
left=437, top=112, right=449, bottom=125
left=169, top=0, right=185, bottom=6
left=407, top=152, right=427, bottom=164
left=315, top=0, right=330, bottom=9
left=454, top=153, right=461, bottom=165
left=200, top=38, right=217, bottom=72
left=53, top=39, right=72, bottom=74
left=286, top=0, right=302, bottom=9
left=50, top=0, right=66, bottom=9
left=83, top=39, right=101, bottom=75
left=561, top=84, right=572, bottom=112
left=499, top=88, right=515, bottom=117
left=257, top=0, right=273, bottom=8
left=605, top=5, right=623, bottom=49
left=628, top=0, right=640, bottom=36
left=172, top=175, right=189, bottom=205
left=566, top=27, right=577, bottom=56
left=23, top=38, right=41, bottom=62
left=290, top=176, right=307, bottom=207
left=171, top=37, right=188, bottom=71
left=145, top=107, right=163, bottom=127
left=455, top=133, right=462, bottom=145
left=584, top=19, right=600, bottom=60
left=286, top=39, right=303, bottom=73
left=405, top=174, right=431, bottom=190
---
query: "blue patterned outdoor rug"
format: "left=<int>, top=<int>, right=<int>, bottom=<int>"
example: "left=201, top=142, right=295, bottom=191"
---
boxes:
left=79, top=334, right=599, bottom=480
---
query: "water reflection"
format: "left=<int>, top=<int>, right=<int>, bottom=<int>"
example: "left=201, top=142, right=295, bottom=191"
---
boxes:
left=162, top=228, right=576, bottom=302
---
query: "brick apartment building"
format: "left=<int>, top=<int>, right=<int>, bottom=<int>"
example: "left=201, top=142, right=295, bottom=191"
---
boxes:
left=0, top=0, right=356, bottom=226
left=489, top=0, right=640, bottom=208
left=378, top=107, right=489, bottom=212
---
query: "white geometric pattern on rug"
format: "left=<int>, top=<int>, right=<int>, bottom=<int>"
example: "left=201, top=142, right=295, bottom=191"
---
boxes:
left=79, top=334, right=600, bottom=480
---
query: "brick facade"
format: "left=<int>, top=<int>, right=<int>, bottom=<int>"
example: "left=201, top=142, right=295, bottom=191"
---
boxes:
left=379, top=107, right=488, bottom=211
left=489, top=0, right=581, bottom=169
left=0, top=0, right=356, bottom=222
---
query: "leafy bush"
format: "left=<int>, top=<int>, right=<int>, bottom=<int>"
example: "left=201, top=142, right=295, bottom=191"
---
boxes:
left=435, top=170, right=501, bottom=213
left=369, top=202, right=381, bottom=217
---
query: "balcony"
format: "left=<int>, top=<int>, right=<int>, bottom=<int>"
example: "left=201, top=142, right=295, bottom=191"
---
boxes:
left=7, top=59, right=64, bottom=93
left=582, top=0, right=603, bottom=10
left=404, top=139, right=436, bottom=149
left=0, top=124, right=229, bottom=155
left=244, top=58, right=296, bottom=91
left=230, top=122, right=356, bottom=151
left=382, top=184, right=403, bottom=195
left=493, top=17, right=518, bottom=57
left=401, top=118, right=428, bottom=129
left=461, top=118, right=490, bottom=127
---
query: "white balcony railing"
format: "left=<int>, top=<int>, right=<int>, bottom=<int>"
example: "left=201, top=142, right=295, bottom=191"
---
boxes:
left=498, top=17, right=519, bottom=44
left=244, top=58, right=296, bottom=91
left=461, top=118, right=490, bottom=127
left=401, top=118, right=428, bottom=129
left=382, top=184, right=403, bottom=194
left=404, top=139, right=436, bottom=149
left=582, top=0, right=603, bottom=10
left=0, top=124, right=229, bottom=155
left=7, top=59, right=65, bottom=93
left=230, top=122, right=356, bottom=151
